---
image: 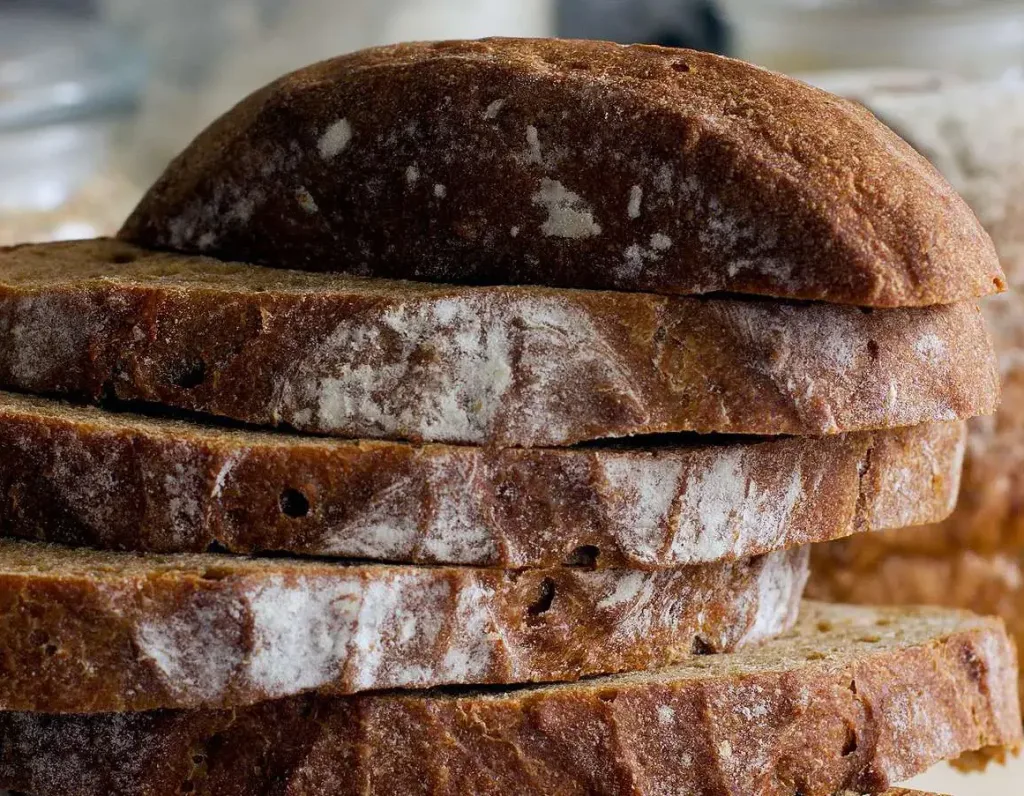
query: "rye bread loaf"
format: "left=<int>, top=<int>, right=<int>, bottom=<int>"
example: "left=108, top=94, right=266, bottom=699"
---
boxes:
left=0, top=603, right=1017, bottom=796
left=0, top=240, right=999, bottom=446
left=117, top=38, right=1004, bottom=308
left=0, top=538, right=807, bottom=713
left=0, top=391, right=966, bottom=568
left=808, top=546, right=1024, bottom=708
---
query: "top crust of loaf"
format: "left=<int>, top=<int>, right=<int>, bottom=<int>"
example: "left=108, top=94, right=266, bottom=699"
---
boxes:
left=118, top=38, right=1003, bottom=307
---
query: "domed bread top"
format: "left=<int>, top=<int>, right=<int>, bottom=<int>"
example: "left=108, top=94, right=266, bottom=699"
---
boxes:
left=0, top=240, right=1000, bottom=447
left=118, top=38, right=1004, bottom=307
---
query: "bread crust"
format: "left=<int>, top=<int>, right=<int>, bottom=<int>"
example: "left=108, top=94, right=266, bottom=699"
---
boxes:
left=0, top=391, right=966, bottom=568
left=118, top=38, right=1004, bottom=307
left=0, top=240, right=999, bottom=446
left=0, top=539, right=807, bottom=712
left=0, top=603, right=1017, bottom=795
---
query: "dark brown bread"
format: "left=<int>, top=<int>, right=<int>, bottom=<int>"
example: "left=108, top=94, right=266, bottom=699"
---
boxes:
left=0, top=391, right=966, bottom=568
left=0, top=539, right=807, bottom=712
left=0, top=240, right=999, bottom=446
left=808, top=546, right=1024, bottom=710
left=118, top=38, right=1004, bottom=307
left=0, top=603, right=1017, bottom=795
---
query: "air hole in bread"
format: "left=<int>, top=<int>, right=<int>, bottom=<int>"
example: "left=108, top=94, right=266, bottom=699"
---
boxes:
left=672, top=61, right=692, bottom=73
left=866, top=340, right=880, bottom=360
left=816, top=621, right=834, bottom=633
left=857, top=634, right=881, bottom=644
left=567, top=60, right=592, bottom=71
left=171, top=360, right=207, bottom=390
left=199, top=567, right=231, bottom=582
left=805, top=651, right=826, bottom=661
left=206, top=540, right=229, bottom=554
left=875, top=617, right=893, bottom=627
left=566, top=545, right=600, bottom=568
left=858, top=307, right=874, bottom=315
left=597, top=691, right=616, bottom=704
left=527, top=578, right=556, bottom=618
left=691, top=636, right=715, bottom=655
left=181, top=782, right=196, bottom=793
left=109, top=251, right=138, bottom=265
left=842, top=725, right=858, bottom=756
left=280, top=488, right=311, bottom=519
left=44, top=644, right=58, bottom=657
left=192, top=754, right=205, bottom=765
left=28, top=629, right=48, bottom=647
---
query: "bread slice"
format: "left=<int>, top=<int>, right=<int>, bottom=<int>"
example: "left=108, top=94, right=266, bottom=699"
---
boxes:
left=0, top=538, right=807, bottom=712
left=0, top=391, right=965, bottom=568
left=0, top=240, right=998, bottom=447
left=117, top=38, right=1004, bottom=308
left=809, top=545, right=1024, bottom=709
left=0, top=603, right=1016, bottom=795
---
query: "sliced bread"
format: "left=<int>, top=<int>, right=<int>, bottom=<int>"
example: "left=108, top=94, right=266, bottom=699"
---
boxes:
left=117, top=39, right=1004, bottom=307
left=0, top=240, right=999, bottom=446
left=0, top=391, right=965, bottom=567
left=0, top=603, right=1017, bottom=795
left=809, top=546, right=1024, bottom=708
left=0, top=539, right=806, bottom=712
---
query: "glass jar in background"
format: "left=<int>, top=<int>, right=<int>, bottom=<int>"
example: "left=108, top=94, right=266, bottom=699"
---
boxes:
left=718, top=0, right=1024, bottom=78
left=101, top=0, right=555, bottom=185
left=0, top=7, right=144, bottom=244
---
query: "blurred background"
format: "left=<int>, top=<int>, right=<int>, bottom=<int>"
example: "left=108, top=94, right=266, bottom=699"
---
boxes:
left=2, top=1, right=1024, bottom=792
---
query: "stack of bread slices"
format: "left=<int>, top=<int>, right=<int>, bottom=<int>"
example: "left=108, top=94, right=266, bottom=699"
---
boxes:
left=0, top=39, right=1019, bottom=796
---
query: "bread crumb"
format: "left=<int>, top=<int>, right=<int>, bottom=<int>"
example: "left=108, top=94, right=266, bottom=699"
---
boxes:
left=318, top=119, right=353, bottom=159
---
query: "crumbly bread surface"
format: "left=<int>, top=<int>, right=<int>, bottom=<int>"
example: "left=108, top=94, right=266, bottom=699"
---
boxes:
left=0, top=240, right=999, bottom=446
left=118, top=38, right=1004, bottom=307
left=809, top=545, right=1024, bottom=709
left=0, top=391, right=966, bottom=568
left=0, top=603, right=1017, bottom=795
left=0, top=539, right=807, bottom=712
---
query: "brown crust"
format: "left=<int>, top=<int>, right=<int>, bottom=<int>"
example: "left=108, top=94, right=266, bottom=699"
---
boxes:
left=0, top=391, right=966, bottom=568
left=0, top=240, right=999, bottom=446
left=808, top=546, right=1024, bottom=709
left=117, top=38, right=1004, bottom=307
left=0, top=603, right=1017, bottom=795
left=0, top=539, right=807, bottom=712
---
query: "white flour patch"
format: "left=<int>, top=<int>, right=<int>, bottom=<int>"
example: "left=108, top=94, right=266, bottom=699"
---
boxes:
left=914, top=332, right=947, bottom=365
left=483, top=99, right=505, bottom=120
left=600, top=456, right=684, bottom=564
left=318, top=119, right=353, bottom=159
left=406, top=165, right=420, bottom=185
left=434, top=183, right=447, bottom=198
left=628, top=185, right=643, bottom=219
left=525, top=125, right=543, bottom=165
left=532, top=178, right=602, bottom=239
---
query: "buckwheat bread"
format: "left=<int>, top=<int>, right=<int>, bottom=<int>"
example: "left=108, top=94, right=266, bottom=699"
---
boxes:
left=0, top=539, right=807, bottom=712
left=0, top=392, right=966, bottom=568
left=809, top=546, right=1024, bottom=709
left=117, top=38, right=1004, bottom=307
left=0, top=240, right=999, bottom=447
left=0, top=603, right=1017, bottom=795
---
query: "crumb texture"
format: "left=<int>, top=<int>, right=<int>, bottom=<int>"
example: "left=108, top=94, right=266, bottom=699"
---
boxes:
left=0, top=391, right=966, bottom=567
left=0, top=539, right=808, bottom=712
left=0, top=603, right=1017, bottom=795
left=0, top=240, right=1000, bottom=446
left=117, top=38, right=1002, bottom=307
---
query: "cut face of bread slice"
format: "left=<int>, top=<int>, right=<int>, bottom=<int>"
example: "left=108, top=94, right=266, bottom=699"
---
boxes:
left=0, top=603, right=1016, bottom=796
left=809, top=546, right=1024, bottom=711
left=0, top=391, right=966, bottom=568
left=0, top=240, right=998, bottom=446
left=0, top=539, right=807, bottom=712
left=117, top=39, right=1004, bottom=308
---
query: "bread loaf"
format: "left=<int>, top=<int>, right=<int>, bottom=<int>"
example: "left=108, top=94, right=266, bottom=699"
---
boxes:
left=0, top=603, right=1016, bottom=795
left=0, top=391, right=966, bottom=568
left=0, top=539, right=807, bottom=712
left=0, top=240, right=998, bottom=446
left=809, top=545, right=1024, bottom=710
left=118, top=38, right=1003, bottom=307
